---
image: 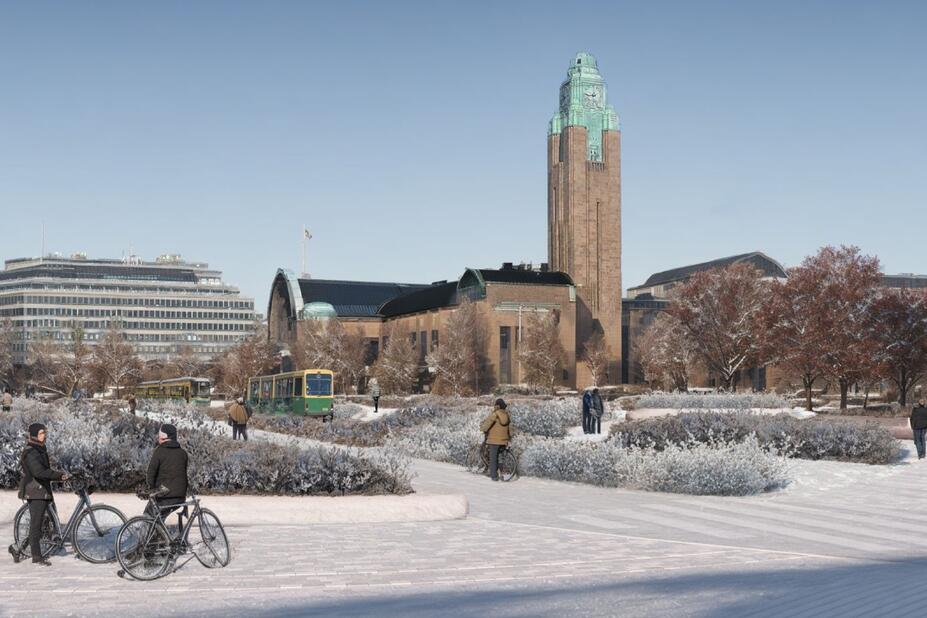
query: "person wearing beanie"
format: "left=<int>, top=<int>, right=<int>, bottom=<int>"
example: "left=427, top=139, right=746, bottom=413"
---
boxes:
left=145, top=423, right=188, bottom=520
left=227, top=397, right=250, bottom=441
left=479, top=399, right=512, bottom=481
left=9, top=423, right=68, bottom=566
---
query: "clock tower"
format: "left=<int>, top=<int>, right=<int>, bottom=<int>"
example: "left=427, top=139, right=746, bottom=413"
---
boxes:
left=548, top=52, right=622, bottom=385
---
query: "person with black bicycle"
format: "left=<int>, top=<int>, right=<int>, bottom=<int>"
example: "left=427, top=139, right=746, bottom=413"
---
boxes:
left=479, top=398, right=512, bottom=482
left=146, top=423, right=188, bottom=521
left=8, top=423, right=68, bottom=566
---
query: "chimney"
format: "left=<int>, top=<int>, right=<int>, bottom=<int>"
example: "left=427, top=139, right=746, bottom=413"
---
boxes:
left=501, top=262, right=514, bottom=271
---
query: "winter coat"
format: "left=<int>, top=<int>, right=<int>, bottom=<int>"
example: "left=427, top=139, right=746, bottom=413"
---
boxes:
left=370, top=382, right=381, bottom=398
left=147, top=440, right=189, bottom=499
left=2, top=392, right=12, bottom=407
left=228, top=402, right=249, bottom=425
left=590, top=393, right=605, bottom=418
left=18, top=441, right=63, bottom=501
left=911, top=406, right=927, bottom=431
left=581, top=391, right=591, bottom=414
left=480, top=407, right=511, bottom=446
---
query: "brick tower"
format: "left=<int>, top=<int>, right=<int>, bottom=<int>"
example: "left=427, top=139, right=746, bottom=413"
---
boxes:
left=548, top=52, right=622, bottom=386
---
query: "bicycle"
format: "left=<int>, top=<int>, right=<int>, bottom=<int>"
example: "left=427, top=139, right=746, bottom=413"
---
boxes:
left=115, top=486, right=230, bottom=581
left=12, top=472, right=127, bottom=563
left=466, top=440, right=518, bottom=481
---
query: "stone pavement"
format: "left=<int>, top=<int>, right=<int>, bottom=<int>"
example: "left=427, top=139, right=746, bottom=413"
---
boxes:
left=2, top=441, right=926, bottom=616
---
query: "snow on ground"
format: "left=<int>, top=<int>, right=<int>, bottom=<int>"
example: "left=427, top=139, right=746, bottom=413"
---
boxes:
left=628, top=407, right=816, bottom=421
left=564, top=422, right=616, bottom=442
left=346, top=403, right=400, bottom=422
left=780, top=440, right=917, bottom=495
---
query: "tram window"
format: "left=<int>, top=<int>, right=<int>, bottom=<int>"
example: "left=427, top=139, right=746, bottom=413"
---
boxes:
left=306, top=374, right=332, bottom=396
left=294, top=376, right=303, bottom=396
left=249, top=381, right=259, bottom=400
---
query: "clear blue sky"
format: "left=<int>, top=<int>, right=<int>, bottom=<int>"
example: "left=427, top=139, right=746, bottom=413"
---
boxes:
left=2, top=1, right=925, bottom=306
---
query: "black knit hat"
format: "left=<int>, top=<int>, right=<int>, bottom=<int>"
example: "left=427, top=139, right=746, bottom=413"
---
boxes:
left=159, top=423, right=177, bottom=441
left=494, top=398, right=507, bottom=410
left=28, top=423, right=46, bottom=439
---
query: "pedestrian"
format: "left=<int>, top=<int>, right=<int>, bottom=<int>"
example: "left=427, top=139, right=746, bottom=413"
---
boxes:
left=369, top=378, right=381, bottom=413
left=911, top=398, right=927, bottom=460
left=125, top=393, right=137, bottom=415
left=581, top=388, right=592, bottom=434
left=145, top=423, right=188, bottom=521
left=227, top=397, right=249, bottom=441
left=8, top=423, right=69, bottom=566
left=479, top=398, right=512, bottom=481
left=1, top=389, right=12, bottom=413
left=589, top=387, right=604, bottom=435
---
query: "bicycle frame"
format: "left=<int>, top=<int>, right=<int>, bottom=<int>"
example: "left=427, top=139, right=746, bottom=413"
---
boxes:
left=138, top=496, right=210, bottom=571
left=47, top=487, right=96, bottom=546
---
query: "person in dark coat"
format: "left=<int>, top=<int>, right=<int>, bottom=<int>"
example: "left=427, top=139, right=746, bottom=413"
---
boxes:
left=146, top=423, right=189, bottom=520
left=8, top=423, right=68, bottom=565
left=589, top=388, right=604, bottom=435
left=911, top=398, right=927, bottom=460
left=581, top=389, right=592, bottom=434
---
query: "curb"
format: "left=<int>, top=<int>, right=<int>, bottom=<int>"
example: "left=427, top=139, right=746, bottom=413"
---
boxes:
left=0, top=491, right=468, bottom=527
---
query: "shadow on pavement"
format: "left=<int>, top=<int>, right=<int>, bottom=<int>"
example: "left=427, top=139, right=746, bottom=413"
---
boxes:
left=226, top=557, right=927, bottom=617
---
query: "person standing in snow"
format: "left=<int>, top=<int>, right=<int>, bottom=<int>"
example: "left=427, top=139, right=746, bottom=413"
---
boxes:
left=589, top=388, right=604, bottom=435
left=125, top=393, right=137, bottom=415
left=369, top=378, right=381, bottom=414
left=479, top=398, right=512, bottom=481
left=1, top=389, right=12, bottom=413
left=581, top=389, right=592, bottom=434
left=911, top=398, right=927, bottom=460
left=227, top=397, right=250, bottom=441
left=146, top=423, right=188, bottom=521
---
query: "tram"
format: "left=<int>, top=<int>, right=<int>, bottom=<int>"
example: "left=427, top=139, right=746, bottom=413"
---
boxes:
left=135, top=377, right=212, bottom=405
left=247, top=369, right=335, bottom=419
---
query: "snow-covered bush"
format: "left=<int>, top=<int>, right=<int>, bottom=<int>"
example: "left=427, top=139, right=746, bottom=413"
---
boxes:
left=0, top=400, right=412, bottom=496
left=636, top=391, right=789, bottom=410
left=610, top=411, right=901, bottom=464
left=518, top=435, right=790, bottom=496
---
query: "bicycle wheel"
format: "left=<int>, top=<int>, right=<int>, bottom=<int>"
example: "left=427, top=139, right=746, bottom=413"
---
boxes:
left=13, top=502, right=60, bottom=560
left=499, top=449, right=518, bottom=482
left=191, top=509, right=230, bottom=568
left=466, top=444, right=485, bottom=473
left=73, top=505, right=126, bottom=563
left=116, top=516, right=172, bottom=581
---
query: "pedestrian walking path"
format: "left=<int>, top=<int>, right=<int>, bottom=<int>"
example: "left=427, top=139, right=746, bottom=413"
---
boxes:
left=2, top=412, right=925, bottom=617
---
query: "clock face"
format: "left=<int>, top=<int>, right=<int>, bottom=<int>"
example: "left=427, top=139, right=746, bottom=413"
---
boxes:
left=583, top=86, right=603, bottom=109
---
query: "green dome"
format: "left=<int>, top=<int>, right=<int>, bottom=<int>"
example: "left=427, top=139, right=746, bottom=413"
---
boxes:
left=301, top=302, right=337, bottom=320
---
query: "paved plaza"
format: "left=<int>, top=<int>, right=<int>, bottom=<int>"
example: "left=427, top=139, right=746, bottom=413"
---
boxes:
left=2, top=442, right=927, bottom=617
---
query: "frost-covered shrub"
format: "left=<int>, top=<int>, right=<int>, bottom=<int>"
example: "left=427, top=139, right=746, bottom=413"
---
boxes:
left=518, top=435, right=790, bottom=496
left=0, top=400, right=412, bottom=496
left=610, top=411, right=901, bottom=464
left=636, top=391, right=789, bottom=410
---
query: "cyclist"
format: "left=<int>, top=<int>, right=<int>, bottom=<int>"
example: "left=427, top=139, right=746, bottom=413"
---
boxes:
left=146, top=423, right=188, bottom=520
left=479, top=398, right=512, bottom=482
left=8, top=423, right=68, bottom=566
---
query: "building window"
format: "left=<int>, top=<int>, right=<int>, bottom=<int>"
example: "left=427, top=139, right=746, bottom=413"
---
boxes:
left=431, top=330, right=438, bottom=351
left=499, top=326, right=512, bottom=384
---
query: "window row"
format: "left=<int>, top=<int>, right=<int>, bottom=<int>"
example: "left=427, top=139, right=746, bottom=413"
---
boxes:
left=2, top=294, right=253, bottom=310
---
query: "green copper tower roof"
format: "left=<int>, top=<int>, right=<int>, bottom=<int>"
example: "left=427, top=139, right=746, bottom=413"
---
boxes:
left=549, top=52, right=620, bottom=161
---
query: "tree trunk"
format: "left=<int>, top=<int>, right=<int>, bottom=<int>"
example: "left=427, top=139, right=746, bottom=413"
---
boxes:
left=802, top=374, right=815, bottom=411
left=899, top=368, right=908, bottom=406
left=839, top=378, right=849, bottom=410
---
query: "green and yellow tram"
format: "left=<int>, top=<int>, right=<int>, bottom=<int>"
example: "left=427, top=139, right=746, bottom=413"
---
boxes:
left=135, top=377, right=211, bottom=405
left=248, top=369, right=335, bottom=419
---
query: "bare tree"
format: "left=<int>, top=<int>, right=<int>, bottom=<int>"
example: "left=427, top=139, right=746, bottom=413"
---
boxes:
left=636, top=312, right=697, bottom=391
left=28, top=326, right=94, bottom=397
left=670, top=263, right=766, bottom=391
left=166, top=345, right=204, bottom=379
left=0, top=319, right=14, bottom=387
left=91, top=326, right=143, bottom=398
left=518, top=311, right=565, bottom=394
left=294, top=319, right=368, bottom=393
left=581, top=330, right=610, bottom=387
left=214, top=327, right=277, bottom=398
left=427, top=298, right=488, bottom=396
left=372, top=325, right=418, bottom=395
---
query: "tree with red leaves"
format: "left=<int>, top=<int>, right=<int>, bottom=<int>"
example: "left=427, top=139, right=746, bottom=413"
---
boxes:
left=758, top=265, right=831, bottom=411
left=868, top=288, right=927, bottom=406
left=808, top=246, right=882, bottom=410
left=670, top=263, right=766, bottom=391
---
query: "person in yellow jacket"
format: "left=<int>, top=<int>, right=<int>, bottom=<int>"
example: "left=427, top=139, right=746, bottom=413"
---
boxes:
left=479, top=398, right=511, bottom=481
left=227, top=397, right=250, bottom=441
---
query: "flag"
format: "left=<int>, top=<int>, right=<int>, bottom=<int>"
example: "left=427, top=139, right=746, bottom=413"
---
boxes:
left=303, top=228, right=312, bottom=240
